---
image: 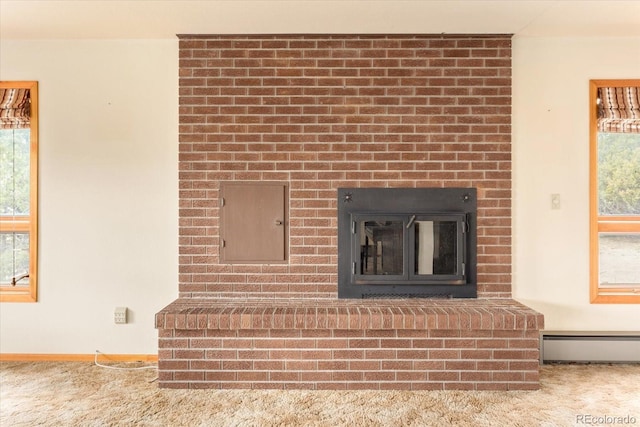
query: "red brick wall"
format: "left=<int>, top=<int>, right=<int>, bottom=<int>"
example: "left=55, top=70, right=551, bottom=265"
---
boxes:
left=178, top=35, right=513, bottom=299
left=159, top=328, right=540, bottom=391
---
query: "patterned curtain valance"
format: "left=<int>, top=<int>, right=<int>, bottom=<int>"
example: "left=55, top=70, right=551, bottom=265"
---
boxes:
left=597, top=86, right=640, bottom=133
left=0, top=88, right=31, bottom=129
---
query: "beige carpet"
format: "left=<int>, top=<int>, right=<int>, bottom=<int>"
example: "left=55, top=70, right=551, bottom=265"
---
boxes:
left=1, top=362, right=639, bottom=426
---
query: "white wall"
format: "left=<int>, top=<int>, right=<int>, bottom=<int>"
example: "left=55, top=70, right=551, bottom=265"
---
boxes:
left=1, top=36, right=638, bottom=355
left=0, top=40, right=178, bottom=354
left=512, top=36, right=640, bottom=331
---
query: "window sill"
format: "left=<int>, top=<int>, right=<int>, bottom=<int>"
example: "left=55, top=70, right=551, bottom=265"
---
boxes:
left=590, top=291, right=640, bottom=304
left=0, top=287, right=37, bottom=302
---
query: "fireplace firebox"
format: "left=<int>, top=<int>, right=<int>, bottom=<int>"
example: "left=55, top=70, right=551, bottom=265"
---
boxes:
left=337, top=188, right=477, bottom=299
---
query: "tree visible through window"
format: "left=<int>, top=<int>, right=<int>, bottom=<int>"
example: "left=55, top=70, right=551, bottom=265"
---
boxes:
left=590, top=80, right=640, bottom=303
left=0, top=81, right=38, bottom=302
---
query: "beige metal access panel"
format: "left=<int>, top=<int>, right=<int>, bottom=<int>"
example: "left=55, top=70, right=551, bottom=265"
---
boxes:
left=220, top=182, right=288, bottom=263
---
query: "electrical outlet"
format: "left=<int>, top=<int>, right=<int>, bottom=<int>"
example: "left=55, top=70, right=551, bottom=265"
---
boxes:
left=114, top=307, right=128, bottom=324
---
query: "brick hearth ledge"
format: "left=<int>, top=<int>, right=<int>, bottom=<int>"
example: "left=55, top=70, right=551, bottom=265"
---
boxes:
left=156, top=298, right=543, bottom=391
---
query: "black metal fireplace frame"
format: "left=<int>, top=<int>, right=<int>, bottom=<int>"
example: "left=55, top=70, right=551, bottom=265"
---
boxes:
left=337, top=187, right=477, bottom=299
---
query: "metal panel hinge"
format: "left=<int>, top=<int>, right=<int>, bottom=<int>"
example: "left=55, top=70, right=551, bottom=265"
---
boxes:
left=352, top=262, right=357, bottom=274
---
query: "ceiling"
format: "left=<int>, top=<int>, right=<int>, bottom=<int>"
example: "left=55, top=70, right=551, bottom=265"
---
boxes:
left=1, top=0, right=639, bottom=40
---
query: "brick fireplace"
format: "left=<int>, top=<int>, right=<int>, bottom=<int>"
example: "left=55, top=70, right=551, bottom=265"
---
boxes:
left=156, top=34, right=544, bottom=390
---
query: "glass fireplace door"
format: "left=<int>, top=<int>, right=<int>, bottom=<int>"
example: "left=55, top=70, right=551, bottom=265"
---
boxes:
left=353, top=215, right=406, bottom=283
left=351, top=213, right=466, bottom=286
left=411, top=215, right=466, bottom=284
left=358, top=218, right=405, bottom=276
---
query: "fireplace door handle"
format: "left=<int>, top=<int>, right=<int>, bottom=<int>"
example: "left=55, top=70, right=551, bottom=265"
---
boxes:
left=275, top=220, right=283, bottom=226
left=406, top=215, right=416, bottom=229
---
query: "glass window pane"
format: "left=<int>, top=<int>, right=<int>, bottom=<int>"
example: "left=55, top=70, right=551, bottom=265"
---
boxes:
left=597, top=132, right=640, bottom=216
left=359, top=220, right=403, bottom=275
left=415, top=221, right=458, bottom=275
left=599, top=233, right=640, bottom=287
left=0, top=232, right=30, bottom=286
left=0, top=129, right=31, bottom=216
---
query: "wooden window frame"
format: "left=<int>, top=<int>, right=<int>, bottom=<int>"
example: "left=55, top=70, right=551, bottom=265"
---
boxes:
left=0, top=81, right=38, bottom=302
left=589, top=79, right=640, bottom=304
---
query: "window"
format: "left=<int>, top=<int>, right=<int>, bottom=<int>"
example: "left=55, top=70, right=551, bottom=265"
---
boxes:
left=0, top=81, right=38, bottom=302
left=589, top=80, right=640, bottom=303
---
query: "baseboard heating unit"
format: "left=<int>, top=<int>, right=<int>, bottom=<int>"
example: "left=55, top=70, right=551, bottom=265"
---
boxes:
left=541, top=331, right=640, bottom=363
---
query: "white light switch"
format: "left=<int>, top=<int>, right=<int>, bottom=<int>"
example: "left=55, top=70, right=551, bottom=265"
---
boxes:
left=551, top=193, right=561, bottom=210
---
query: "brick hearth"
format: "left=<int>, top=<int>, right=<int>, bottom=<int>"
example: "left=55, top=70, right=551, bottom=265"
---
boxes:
left=157, top=34, right=544, bottom=391
left=157, top=298, right=542, bottom=390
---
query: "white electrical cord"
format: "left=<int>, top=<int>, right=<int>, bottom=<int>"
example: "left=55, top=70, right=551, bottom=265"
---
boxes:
left=94, top=350, right=157, bottom=371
